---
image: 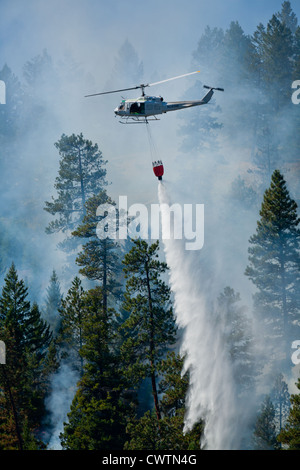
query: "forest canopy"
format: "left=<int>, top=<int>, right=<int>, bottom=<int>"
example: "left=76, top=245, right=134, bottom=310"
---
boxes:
left=0, top=1, right=299, bottom=451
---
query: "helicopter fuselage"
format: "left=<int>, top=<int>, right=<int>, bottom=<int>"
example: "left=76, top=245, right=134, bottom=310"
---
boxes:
left=114, top=95, right=165, bottom=118
left=114, top=87, right=217, bottom=121
left=85, top=70, right=224, bottom=123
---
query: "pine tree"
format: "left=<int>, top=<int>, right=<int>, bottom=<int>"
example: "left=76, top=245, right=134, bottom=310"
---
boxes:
left=23, top=49, right=53, bottom=89
left=0, top=264, right=52, bottom=449
left=277, top=1, right=298, bottom=34
left=44, top=133, right=107, bottom=237
left=253, top=396, right=278, bottom=450
left=106, top=39, right=143, bottom=90
left=271, top=373, right=290, bottom=435
left=278, top=377, right=300, bottom=449
left=0, top=64, right=24, bottom=142
left=293, top=26, right=300, bottom=79
left=158, top=351, right=203, bottom=449
left=72, top=191, right=123, bottom=316
left=120, top=240, right=177, bottom=422
left=43, top=270, right=63, bottom=334
left=125, top=352, right=203, bottom=450
left=22, top=49, right=57, bottom=124
left=217, top=287, right=257, bottom=396
left=245, top=170, right=300, bottom=368
left=249, top=8, right=297, bottom=178
left=221, top=21, right=252, bottom=85
left=57, top=276, right=86, bottom=376
left=0, top=263, right=31, bottom=355
left=192, top=25, right=224, bottom=76
left=179, top=25, right=224, bottom=155
left=288, top=25, right=300, bottom=163
left=258, top=14, right=294, bottom=110
left=60, top=286, right=129, bottom=450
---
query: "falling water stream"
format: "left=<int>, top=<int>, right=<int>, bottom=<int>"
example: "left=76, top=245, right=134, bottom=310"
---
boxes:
left=158, top=181, right=241, bottom=450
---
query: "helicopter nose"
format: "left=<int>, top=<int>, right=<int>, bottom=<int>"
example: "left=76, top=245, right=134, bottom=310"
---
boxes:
left=114, top=107, right=119, bottom=114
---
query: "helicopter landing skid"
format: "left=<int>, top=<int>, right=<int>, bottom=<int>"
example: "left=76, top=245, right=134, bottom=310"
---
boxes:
left=119, top=116, right=160, bottom=124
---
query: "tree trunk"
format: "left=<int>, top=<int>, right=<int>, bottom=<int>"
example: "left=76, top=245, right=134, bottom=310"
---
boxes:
left=279, top=242, right=289, bottom=363
left=103, top=239, right=107, bottom=320
left=1, top=367, right=23, bottom=450
left=145, top=262, right=161, bottom=421
left=78, top=148, right=86, bottom=216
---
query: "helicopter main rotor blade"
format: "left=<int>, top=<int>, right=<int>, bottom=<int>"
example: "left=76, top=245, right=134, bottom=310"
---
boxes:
left=84, top=70, right=200, bottom=97
left=85, top=85, right=141, bottom=97
left=149, top=70, right=200, bottom=87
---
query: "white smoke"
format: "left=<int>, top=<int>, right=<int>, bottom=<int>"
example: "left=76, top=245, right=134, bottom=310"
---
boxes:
left=158, top=180, right=241, bottom=450
left=45, top=362, right=79, bottom=450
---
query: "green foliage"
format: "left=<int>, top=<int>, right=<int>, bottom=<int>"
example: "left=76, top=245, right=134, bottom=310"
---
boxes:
left=120, top=240, right=177, bottom=421
left=60, top=286, right=129, bottom=450
left=0, top=264, right=53, bottom=449
left=245, top=170, right=300, bottom=365
left=277, top=1, right=298, bottom=34
left=73, top=191, right=123, bottom=300
left=44, top=133, right=107, bottom=235
left=217, top=287, right=257, bottom=396
left=2, top=1, right=300, bottom=451
left=56, top=276, right=86, bottom=375
left=43, top=270, right=63, bottom=334
left=253, top=396, right=279, bottom=450
left=258, top=15, right=294, bottom=107
left=271, top=372, right=290, bottom=434
left=121, top=240, right=177, bottom=377
left=125, top=352, right=203, bottom=450
left=278, top=377, right=300, bottom=449
left=230, top=175, right=259, bottom=209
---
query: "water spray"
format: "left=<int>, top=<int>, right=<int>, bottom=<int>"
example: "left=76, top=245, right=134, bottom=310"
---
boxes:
left=158, top=180, right=240, bottom=450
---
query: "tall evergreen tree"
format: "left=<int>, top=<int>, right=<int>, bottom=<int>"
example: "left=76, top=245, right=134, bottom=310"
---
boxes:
left=245, top=170, right=300, bottom=368
left=125, top=352, right=203, bottom=450
left=43, top=270, right=63, bottom=334
left=0, top=263, right=31, bottom=354
left=72, top=191, right=123, bottom=316
left=271, top=373, right=290, bottom=435
left=277, top=1, right=298, bottom=34
left=60, top=286, right=129, bottom=450
left=278, top=377, right=300, bottom=449
left=249, top=6, right=297, bottom=179
left=57, top=276, right=86, bottom=376
left=44, top=133, right=107, bottom=237
left=120, top=240, right=177, bottom=422
left=0, top=64, right=24, bottom=142
left=258, top=14, right=294, bottom=110
left=106, top=39, right=143, bottom=90
left=252, top=396, right=278, bottom=450
left=217, top=287, right=256, bottom=397
left=293, top=25, right=300, bottom=79
left=0, top=264, right=52, bottom=449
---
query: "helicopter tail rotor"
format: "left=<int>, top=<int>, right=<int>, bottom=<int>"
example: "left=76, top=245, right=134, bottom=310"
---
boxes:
left=203, top=85, right=224, bottom=92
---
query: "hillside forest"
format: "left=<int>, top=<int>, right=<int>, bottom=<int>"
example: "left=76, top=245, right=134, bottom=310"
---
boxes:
left=0, top=1, right=300, bottom=450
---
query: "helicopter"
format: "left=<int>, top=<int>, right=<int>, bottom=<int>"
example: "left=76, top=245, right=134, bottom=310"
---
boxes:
left=85, top=71, right=224, bottom=123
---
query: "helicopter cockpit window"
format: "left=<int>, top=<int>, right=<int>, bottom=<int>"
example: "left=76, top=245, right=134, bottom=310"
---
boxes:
left=119, top=102, right=125, bottom=110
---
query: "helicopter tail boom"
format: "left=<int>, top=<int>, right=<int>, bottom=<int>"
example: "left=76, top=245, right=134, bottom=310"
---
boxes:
left=165, top=85, right=224, bottom=112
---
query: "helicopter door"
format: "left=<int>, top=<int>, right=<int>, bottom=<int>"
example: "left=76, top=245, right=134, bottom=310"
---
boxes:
left=130, top=102, right=145, bottom=115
